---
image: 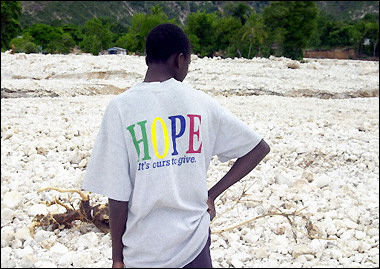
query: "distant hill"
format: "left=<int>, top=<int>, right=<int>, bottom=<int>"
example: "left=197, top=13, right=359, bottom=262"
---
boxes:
left=19, top=1, right=379, bottom=28
left=316, top=1, right=379, bottom=21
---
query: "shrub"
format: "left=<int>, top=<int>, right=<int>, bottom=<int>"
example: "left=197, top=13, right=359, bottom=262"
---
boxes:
left=9, top=34, right=39, bottom=53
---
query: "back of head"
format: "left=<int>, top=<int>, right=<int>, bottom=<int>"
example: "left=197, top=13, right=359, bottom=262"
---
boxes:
left=145, top=24, right=191, bottom=65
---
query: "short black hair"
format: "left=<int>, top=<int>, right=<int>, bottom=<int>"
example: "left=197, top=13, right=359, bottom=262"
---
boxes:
left=145, top=23, right=191, bottom=64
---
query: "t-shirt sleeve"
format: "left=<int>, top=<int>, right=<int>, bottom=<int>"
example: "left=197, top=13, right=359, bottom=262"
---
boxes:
left=82, top=99, right=132, bottom=202
left=212, top=101, right=263, bottom=163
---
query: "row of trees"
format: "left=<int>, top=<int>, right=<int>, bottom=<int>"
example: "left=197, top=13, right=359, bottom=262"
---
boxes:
left=2, top=1, right=379, bottom=60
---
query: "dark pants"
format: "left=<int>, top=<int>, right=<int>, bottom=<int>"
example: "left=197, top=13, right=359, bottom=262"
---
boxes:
left=183, top=229, right=212, bottom=268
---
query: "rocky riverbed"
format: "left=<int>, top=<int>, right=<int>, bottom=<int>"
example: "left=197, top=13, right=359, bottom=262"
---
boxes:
left=1, top=52, right=379, bottom=268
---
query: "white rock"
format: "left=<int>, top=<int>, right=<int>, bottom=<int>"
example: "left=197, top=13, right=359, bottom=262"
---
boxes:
left=274, top=172, right=294, bottom=186
left=51, top=242, right=69, bottom=255
left=27, top=203, right=48, bottom=216
left=58, top=252, right=74, bottom=267
left=1, top=226, right=15, bottom=247
left=325, top=223, right=337, bottom=236
left=292, top=244, right=315, bottom=258
left=295, top=255, right=307, bottom=263
left=346, top=240, right=360, bottom=251
left=41, top=238, right=55, bottom=250
left=11, top=239, right=23, bottom=248
left=3, top=130, right=13, bottom=140
left=340, top=229, right=355, bottom=240
left=34, top=230, right=54, bottom=243
left=343, top=218, right=358, bottom=229
left=309, top=239, right=325, bottom=253
left=14, top=245, right=33, bottom=259
left=370, top=254, right=379, bottom=264
left=35, top=260, right=57, bottom=268
left=1, top=208, right=15, bottom=225
left=331, top=249, right=343, bottom=260
left=352, top=253, right=364, bottom=263
left=358, top=241, right=371, bottom=253
left=321, top=217, right=337, bottom=236
left=333, top=219, right=345, bottom=230
left=355, top=230, right=366, bottom=240
left=0, top=254, right=16, bottom=267
left=78, top=158, right=87, bottom=168
left=230, top=240, right=242, bottom=250
left=337, top=228, right=346, bottom=237
left=367, top=228, right=378, bottom=237
left=230, top=257, right=244, bottom=268
left=100, top=233, right=111, bottom=244
left=82, top=231, right=99, bottom=246
left=72, top=251, right=91, bottom=267
left=244, top=232, right=260, bottom=244
left=225, top=232, right=240, bottom=244
left=92, top=261, right=111, bottom=267
left=304, top=254, right=315, bottom=261
left=313, top=175, right=330, bottom=188
left=211, top=248, right=224, bottom=262
left=15, top=226, right=32, bottom=242
left=1, top=246, right=16, bottom=267
left=3, top=191, right=23, bottom=209
left=70, top=150, right=85, bottom=164
left=23, top=145, right=37, bottom=156
left=368, top=247, right=379, bottom=257
left=20, top=254, right=37, bottom=268
left=47, top=204, right=66, bottom=214
left=255, top=247, right=268, bottom=259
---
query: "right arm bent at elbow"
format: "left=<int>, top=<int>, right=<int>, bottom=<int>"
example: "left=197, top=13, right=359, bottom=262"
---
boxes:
left=208, top=139, right=270, bottom=201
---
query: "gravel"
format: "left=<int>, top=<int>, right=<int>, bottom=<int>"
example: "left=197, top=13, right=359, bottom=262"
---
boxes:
left=1, top=52, right=379, bottom=268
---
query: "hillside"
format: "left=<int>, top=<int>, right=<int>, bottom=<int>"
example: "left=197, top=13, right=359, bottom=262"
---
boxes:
left=19, top=1, right=379, bottom=28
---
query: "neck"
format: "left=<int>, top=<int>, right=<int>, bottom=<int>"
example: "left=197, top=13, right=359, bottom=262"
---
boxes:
left=144, top=63, right=175, bottom=82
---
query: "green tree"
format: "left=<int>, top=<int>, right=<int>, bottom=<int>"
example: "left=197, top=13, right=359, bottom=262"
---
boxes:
left=114, top=33, right=135, bottom=52
left=365, top=22, right=379, bottom=56
left=79, top=17, right=113, bottom=55
left=1, top=1, right=22, bottom=50
left=98, top=16, right=125, bottom=44
left=317, top=20, right=361, bottom=50
left=215, top=16, right=242, bottom=53
left=185, top=11, right=219, bottom=57
left=80, top=34, right=102, bottom=55
left=263, top=1, right=318, bottom=60
left=307, top=12, right=330, bottom=49
left=115, top=5, right=176, bottom=54
left=354, top=15, right=379, bottom=57
left=224, top=2, right=252, bottom=25
left=23, top=23, right=77, bottom=54
left=241, top=13, right=267, bottom=58
left=47, top=33, right=75, bottom=54
left=9, top=33, right=39, bottom=53
left=328, top=23, right=360, bottom=47
left=23, top=23, right=63, bottom=50
left=318, top=20, right=341, bottom=49
left=61, top=24, right=83, bottom=45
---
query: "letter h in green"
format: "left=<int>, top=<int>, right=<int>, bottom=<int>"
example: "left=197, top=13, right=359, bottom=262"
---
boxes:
left=126, top=120, right=151, bottom=162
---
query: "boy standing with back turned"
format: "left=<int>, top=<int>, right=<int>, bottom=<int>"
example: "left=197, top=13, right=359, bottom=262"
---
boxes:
left=82, top=23, right=270, bottom=268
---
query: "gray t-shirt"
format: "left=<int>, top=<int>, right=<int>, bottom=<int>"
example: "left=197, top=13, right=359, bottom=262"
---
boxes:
left=82, top=78, right=262, bottom=268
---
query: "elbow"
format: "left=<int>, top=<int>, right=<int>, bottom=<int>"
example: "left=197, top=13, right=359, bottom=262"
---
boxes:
left=259, top=139, right=270, bottom=158
left=263, top=140, right=271, bottom=155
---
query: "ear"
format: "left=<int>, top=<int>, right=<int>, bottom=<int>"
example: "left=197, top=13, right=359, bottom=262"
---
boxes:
left=174, top=53, right=182, bottom=69
left=176, top=53, right=187, bottom=69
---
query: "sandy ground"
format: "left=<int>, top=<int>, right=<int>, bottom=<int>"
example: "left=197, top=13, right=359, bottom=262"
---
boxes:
left=1, top=52, right=379, bottom=268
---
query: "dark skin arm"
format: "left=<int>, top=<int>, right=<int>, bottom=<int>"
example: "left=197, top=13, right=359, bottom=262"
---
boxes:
left=109, top=198, right=129, bottom=268
left=207, top=139, right=271, bottom=220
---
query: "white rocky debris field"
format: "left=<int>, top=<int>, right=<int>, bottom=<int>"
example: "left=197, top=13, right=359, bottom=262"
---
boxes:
left=1, top=52, right=379, bottom=268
